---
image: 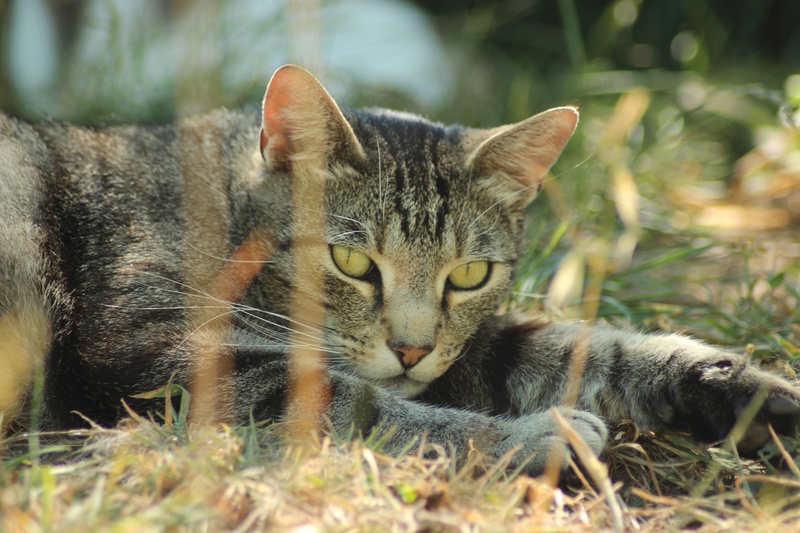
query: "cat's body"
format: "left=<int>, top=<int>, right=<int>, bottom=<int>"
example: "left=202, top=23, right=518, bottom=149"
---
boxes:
left=1, top=65, right=798, bottom=474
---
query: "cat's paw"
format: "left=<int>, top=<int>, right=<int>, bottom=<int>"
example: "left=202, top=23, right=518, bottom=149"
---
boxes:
left=667, top=351, right=800, bottom=453
left=494, top=408, right=608, bottom=475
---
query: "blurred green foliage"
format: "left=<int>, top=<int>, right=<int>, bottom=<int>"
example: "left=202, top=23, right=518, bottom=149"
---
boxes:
left=412, top=0, right=800, bottom=120
left=407, top=1, right=800, bottom=358
left=1, top=3, right=798, bottom=519
left=1, top=0, right=798, bottom=354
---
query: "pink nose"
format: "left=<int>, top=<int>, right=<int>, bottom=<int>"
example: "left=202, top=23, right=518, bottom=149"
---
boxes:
left=390, top=344, right=433, bottom=368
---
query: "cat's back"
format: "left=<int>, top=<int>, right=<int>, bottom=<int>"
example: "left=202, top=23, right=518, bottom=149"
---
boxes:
left=1, top=108, right=266, bottom=257
left=0, top=108, right=264, bottom=429
left=0, top=112, right=59, bottom=430
left=0, top=112, right=53, bottom=301
left=0, top=113, right=50, bottom=223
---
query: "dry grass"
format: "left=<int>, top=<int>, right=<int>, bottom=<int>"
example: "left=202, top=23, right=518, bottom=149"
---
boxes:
left=3, top=408, right=800, bottom=531
left=3, top=4, right=800, bottom=528
left=3, top=88, right=800, bottom=533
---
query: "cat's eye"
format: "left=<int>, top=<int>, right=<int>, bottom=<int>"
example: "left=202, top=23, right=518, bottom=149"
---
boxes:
left=331, top=245, right=374, bottom=279
left=448, top=261, right=490, bottom=290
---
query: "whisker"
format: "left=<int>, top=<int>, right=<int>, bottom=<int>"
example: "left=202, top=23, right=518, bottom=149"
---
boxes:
left=327, top=212, right=369, bottom=229
left=291, top=204, right=368, bottom=230
left=549, top=152, right=593, bottom=181
left=177, top=308, right=242, bottom=350
left=178, top=303, right=331, bottom=351
left=471, top=210, right=502, bottom=240
left=233, top=310, right=326, bottom=344
left=101, top=304, right=235, bottom=311
left=328, top=230, right=369, bottom=245
left=456, top=164, right=477, bottom=229
left=219, top=342, right=341, bottom=355
left=128, top=271, right=329, bottom=340
left=471, top=184, right=533, bottom=228
left=377, top=134, right=386, bottom=225
left=181, top=238, right=272, bottom=264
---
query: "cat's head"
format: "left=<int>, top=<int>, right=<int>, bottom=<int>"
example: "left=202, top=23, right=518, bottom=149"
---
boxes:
left=260, top=65, right=577, bottom=396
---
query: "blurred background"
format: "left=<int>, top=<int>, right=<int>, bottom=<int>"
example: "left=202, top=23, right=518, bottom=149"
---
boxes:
left=2, top=0, right=799, bottom=351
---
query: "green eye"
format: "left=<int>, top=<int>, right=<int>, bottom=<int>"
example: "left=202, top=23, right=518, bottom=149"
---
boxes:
left=331, top=245, right=374, bottom=279
left=448, top=261, right=490, bottom=290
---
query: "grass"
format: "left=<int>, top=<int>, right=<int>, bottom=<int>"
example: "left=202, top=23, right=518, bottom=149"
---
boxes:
left=3, top=1, right=800, bottom=530
left=2, top=424, right=575, bottom=531
left=3, top=409, right=800, bottom=530
left=2, top=114, right=799, bottom=529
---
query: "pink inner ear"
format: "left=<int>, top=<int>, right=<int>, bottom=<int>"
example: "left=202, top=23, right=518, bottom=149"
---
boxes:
left=261, top=70, right=302, bottom=166
left=259, top=129, right=268, bottom=154
left=546, top=108, right=579, bottom=151
left=497, top=156, right=547, bottom=193
left=468, top=107, right=578, bottom=206
left=259, top=65, right=366, bottom=170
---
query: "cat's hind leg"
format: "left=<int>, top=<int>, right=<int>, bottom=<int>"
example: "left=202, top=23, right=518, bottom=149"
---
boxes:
left=0, top=117, right=56, bottom=433
left=0, top=224, right=55, bottom=433
left=0, top=296, right=52, bottom=432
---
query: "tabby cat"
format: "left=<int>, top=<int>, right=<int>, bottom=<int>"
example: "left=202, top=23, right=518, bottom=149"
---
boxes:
left=1, top=65, right=798, bottom=475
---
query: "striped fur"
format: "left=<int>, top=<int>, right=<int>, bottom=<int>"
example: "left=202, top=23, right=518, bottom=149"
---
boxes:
left=0, top=65, right=797, bottom=474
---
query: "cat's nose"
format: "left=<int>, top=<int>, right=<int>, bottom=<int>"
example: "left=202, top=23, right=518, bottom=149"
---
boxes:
left=389, top=343, right=433, bottom=369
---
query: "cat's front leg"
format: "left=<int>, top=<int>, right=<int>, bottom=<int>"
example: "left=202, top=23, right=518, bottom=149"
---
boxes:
left=441, top=315, right=800, bottom=453
left=321, top=372, right=608, bottom=474
left=645, top=344, right=800, bottom=452
left=230, top=357, right=606, bottom=475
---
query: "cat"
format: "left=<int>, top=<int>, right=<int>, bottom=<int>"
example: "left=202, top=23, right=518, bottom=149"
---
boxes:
left=1, top=64, right=798, bottom=475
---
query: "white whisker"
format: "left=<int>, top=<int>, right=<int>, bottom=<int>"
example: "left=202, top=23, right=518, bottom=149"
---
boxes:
left=233, top=308, right=327, bottom=343
left=377, top=134, right=386, bottom=225
left=327, top=212, right=369, bottom=229
left=129, top=271, right=329, bottom=341
left=181, top=238, right=272, bottom=264
left=471, top=184, right=533, bottom=228
left=328, top=230, right=369, bottom=245
left=176, top=308, right=241, bottom=349
left=456, top=163, right=477, bottom=229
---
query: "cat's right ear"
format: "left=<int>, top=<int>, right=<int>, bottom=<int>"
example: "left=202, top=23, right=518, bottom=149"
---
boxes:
left=465, top=107, right=578, bottom=209
left=261, top=65, right=366, bottom=172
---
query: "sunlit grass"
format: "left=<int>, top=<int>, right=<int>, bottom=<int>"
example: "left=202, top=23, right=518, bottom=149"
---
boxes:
left=3, top=86, right=798, bottom=531
left=4, top=410, right=800, bottom=530
left=3, top=0, right=800, bottom=530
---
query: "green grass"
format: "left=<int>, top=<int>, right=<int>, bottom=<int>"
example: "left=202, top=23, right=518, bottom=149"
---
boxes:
left=3, top=1, right=800, bottom=530
left=3, top=408, right=799, bottom=530
left=3, top=117, right=799, bottom=529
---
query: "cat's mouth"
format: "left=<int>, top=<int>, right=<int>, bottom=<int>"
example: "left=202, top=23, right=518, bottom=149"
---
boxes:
left=377, top=375, right=430, bottom=398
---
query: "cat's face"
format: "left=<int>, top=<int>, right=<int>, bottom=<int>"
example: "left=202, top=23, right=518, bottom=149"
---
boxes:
left=259, top=66, right=577, bottom=396
left=320, top=110, right=524, bottom=395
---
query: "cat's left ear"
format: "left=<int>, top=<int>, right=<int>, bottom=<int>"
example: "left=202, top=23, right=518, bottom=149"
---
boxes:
left=465, top=107, right=578, bottom=209
left=260, top=65, right=366, bottom=172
